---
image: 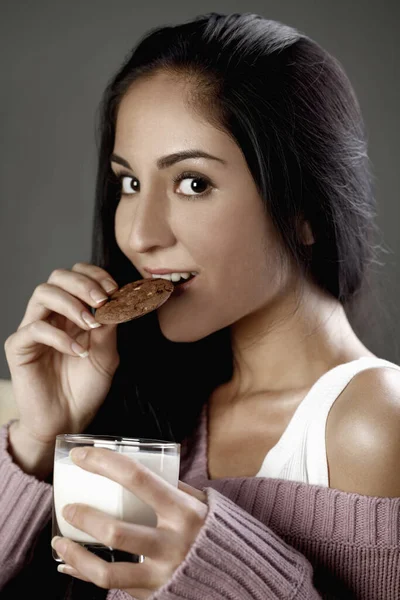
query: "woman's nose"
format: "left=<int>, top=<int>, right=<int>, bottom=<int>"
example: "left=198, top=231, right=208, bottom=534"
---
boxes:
left=127, top=192, right=175, bottom=254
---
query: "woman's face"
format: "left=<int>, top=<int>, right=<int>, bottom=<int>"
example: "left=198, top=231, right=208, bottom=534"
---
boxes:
left=113, top=71, right=294, bottom=342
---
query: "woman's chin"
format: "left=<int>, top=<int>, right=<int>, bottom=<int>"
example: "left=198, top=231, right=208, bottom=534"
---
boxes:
left=157, top=317, right=213, bottom=343
left=159, top=327, right=205, bottom=343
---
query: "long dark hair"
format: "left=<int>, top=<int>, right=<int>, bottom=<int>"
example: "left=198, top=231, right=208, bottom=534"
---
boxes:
left=85, top=11, right=382, bottom=444
left=58, top=11, right=383, bottom=597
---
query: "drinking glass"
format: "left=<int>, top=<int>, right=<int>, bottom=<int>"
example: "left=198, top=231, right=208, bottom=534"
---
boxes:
left=52, top=434, right=180, bottom=564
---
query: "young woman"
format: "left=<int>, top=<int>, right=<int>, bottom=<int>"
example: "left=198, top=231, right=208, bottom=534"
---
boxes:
left=1, top=12, right=399, bottom=600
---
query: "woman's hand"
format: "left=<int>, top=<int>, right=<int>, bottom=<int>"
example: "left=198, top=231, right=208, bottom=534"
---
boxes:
left=4, top=263, right=121, bottom=456
left=51, top=447, right=208, bottom=600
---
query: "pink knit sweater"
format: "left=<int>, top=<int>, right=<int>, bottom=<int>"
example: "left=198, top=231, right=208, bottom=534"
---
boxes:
left=1, top=406, right=399, bottom=599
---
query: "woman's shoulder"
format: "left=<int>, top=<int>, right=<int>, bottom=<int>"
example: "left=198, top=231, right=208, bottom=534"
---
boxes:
left=326, top=357, right=400, bottom=497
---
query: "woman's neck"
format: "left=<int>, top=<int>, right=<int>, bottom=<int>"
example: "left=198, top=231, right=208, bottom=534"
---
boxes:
left=226, top=279, right=373, bottom=404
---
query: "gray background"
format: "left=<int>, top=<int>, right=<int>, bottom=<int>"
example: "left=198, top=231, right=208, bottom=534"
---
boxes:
left=0, top=0, right=399, bottom=378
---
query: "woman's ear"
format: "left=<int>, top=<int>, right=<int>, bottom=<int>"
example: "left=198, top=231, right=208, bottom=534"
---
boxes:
left=299, top=219, right=315, bottom=245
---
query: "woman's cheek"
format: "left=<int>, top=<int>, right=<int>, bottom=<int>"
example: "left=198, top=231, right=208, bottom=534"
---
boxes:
left=114, top=202, right=130, bottom=251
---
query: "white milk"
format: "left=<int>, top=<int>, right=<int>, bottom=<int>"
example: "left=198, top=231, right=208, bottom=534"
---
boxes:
left=53, top=451, right=180, bottom=543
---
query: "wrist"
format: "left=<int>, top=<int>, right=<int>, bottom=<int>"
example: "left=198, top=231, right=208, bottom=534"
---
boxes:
left=8, top=421, right=55, bottom=480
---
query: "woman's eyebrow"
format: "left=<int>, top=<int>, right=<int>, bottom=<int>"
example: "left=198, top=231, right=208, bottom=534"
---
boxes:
left=110, top=150, right=227, bottom=170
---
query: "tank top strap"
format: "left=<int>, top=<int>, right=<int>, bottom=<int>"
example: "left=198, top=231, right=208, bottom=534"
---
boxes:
left=258, top=356, right=400, bottom=483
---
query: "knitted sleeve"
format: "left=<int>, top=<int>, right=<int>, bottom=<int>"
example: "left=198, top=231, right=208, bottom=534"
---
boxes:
left=136, top=486, right=321, bottom=600
left=0, top=423, right=52, bottom=589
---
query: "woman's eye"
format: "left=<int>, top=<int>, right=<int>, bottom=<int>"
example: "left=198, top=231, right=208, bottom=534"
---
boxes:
left=175, top=175, right=212, bottom=197
left=119, top=176, right=139, bottom=195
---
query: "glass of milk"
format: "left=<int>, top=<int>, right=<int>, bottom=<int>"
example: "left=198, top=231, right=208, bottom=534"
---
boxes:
left=52, top=434, right=180, bottom=564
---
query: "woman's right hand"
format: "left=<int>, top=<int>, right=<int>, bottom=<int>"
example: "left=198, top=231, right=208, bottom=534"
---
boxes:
left=4, top=263, right=121, bottom=457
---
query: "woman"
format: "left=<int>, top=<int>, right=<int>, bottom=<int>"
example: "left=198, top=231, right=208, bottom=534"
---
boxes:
left=1, top=11, right=400, bottom=600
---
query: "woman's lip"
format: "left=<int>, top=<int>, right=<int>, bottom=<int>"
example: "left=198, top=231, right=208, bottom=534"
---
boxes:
left=145, top=268, right=198, bottom=275
left=171, top=275, right=197, bottom=296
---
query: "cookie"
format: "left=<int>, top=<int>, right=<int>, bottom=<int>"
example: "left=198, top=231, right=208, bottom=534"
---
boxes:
left=94, top=278, right=174, bottom=324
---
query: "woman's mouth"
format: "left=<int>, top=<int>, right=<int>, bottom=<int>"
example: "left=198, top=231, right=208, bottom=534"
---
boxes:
left=149, top=272, right=198, bottom=297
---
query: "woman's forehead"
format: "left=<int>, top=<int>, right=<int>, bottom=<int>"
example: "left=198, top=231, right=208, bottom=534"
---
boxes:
left=114, top=110, right=241, bottom=169
left=116, top=82, right=208, bottom=137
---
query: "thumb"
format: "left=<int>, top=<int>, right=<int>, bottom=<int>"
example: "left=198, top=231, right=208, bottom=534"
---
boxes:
left=89, top=322, right=119, bottom=366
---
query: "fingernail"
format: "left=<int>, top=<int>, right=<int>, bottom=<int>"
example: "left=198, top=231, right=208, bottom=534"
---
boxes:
left=57, top=564, right=78, bottom=576
left=62, top=504, right=74, bottom=521
left=51, top=535, right=63, bottom=550
left=90, top=289, right=108, bottom=304
left=53, top=539, right=67, bottom=556
left=71, top=342, right=89, bottom=358
left=70, top=447, right=87, bottom=461
left=102, top=279, right=118, bottom=294
left=57, top=564, right=67, bottom=574
left=81, top=312, right=102, bottom=329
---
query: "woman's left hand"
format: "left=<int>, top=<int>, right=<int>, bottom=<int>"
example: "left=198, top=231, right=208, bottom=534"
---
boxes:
left=51, top=446, right=208, bottom=600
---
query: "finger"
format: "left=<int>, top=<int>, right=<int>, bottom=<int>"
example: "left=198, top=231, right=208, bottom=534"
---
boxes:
left=178, top=481, right=207, bottom=503
left=18, top=283, right=104, bottom=332
left=57, top=564, right=90, bottom=581
left=58, top=562, right=153, bottom=600
left=62, top=503, right=167, bottom=559
left=70, top=447, right=186, bottom=521
left=18, top=262, right=118, bottom=330
left=84, top=318, right=119, bottom=377
left=71, top=262, right=119, bottom=295
left=52, top=537, right=160, bottom=590
left=6, top=320, right=90, bottom=363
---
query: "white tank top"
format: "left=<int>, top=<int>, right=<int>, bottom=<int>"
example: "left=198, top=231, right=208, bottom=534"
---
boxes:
left=255, top=356, right=400, bottom=486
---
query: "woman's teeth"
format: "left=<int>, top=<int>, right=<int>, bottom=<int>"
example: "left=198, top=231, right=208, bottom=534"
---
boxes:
left=151, top=272, right=197, bottom=285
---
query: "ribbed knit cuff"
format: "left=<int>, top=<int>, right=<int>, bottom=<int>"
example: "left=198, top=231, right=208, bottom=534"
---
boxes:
left=0, top=423, right=52, bottom=583
left=144, top=487, right=320, bottom=600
